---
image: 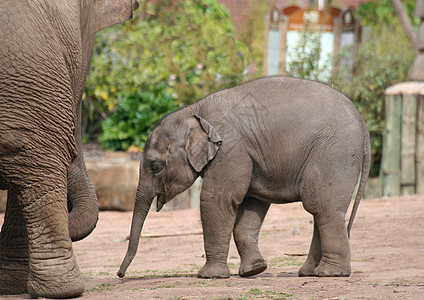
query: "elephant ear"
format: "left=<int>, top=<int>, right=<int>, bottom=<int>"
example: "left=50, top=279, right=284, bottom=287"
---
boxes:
left=185, top=115, right=222, bottom=173
left=95, top=0, right=139, bottom=32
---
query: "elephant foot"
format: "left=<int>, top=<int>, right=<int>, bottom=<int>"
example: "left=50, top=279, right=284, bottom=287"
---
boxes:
left=298, top=266, right=315, bottom=277
left=0, top=267, right=29, bottom=295
left=27, top=255, right=85, bottom=298
left=239, top=258, right=267, bottom=277
left=313, top=259, right=351, bottom=277
left=197, top=262, right=230, bottom=279
left=298, top=258, right=319, bottom=277
left=28, top=273, right=85, bottom=299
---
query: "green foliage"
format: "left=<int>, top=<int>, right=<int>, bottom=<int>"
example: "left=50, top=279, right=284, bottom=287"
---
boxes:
left=283, top=1, right=417, bottom=177
left=286, top=31, right=325, bottom=81
left=98, top=83, right=177, bottom=150
left=357, top=0, right=419, bottom=27
left=237, top=0, right=272, bottom=78
left=331, top=43, right=413, bottom=177
left=330, top=5, right=415, bottom=177
left=84, top=0, right=247, bottom=150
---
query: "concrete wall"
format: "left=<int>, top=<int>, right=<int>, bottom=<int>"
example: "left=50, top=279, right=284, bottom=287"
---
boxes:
left=0, top=152, right=197, bottom=213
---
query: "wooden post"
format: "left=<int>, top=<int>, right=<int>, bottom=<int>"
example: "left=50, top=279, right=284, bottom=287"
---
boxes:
left=382, top=82, right=424, bottom=197
left=381, top=94, right=402, bottom=197
left=416, top=94, right=424, bottom=194
left=400, top=94, right=417, bottom=195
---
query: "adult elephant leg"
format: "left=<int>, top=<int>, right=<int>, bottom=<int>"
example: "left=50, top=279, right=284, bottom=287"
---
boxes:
left=67, top=102, right=99, bottom=242
left=298, top=218, right=321, bottom=276
left=19, top=170, right=84, bottom=298
left=233, top=197, right=269, bottom=277
left=0, top=190, right=29, bottom=294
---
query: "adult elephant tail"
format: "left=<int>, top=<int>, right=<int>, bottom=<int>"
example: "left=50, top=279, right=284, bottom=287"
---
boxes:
left=67, top=153, right=99, bottom=242
left=347, top=133, right=371, bottom=238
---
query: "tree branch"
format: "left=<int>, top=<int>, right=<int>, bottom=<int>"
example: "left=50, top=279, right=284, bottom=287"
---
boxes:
left=390, top=0, right=417, bottom=50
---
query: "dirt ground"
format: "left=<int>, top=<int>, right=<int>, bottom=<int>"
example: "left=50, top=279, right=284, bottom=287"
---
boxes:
left=1, top=195, right=424, bottom=299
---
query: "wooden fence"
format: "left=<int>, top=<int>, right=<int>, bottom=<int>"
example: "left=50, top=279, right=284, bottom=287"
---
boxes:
left=381, top=82, right=424, bottom=196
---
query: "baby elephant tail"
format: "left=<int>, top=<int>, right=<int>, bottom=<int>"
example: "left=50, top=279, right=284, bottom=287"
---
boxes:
left=347, top=135, right=371, bottom=238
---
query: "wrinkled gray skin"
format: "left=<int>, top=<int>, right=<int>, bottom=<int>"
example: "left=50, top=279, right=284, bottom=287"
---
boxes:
left=118, top=76, right=371, bottom=280
left=0, top=0, right=138, bottom=298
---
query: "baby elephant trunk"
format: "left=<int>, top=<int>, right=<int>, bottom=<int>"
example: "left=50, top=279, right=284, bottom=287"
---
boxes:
left=117, top=186, right=154, bottom=278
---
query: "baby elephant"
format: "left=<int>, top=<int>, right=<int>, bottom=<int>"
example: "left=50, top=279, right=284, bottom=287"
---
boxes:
left=118, top=76, right=371, bottom=279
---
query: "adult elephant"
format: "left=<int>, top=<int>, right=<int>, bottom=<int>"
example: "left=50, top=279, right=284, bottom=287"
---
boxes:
left=0, top=0, right=139, bottom=298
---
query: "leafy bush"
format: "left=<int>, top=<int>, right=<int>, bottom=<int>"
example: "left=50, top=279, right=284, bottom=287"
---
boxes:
left=237, top=0, right=271, bottom=78
left=286, top=31, right=325, bottom=81
left=286, top=21, right=414, bottom=177
left=356, top=0, right=419, bottom=28
left=331, top=43, right=413, bottom=177
left=84, top=0, right=248, bottom=150
left=98, top=83, right=177, bottom=150
left=331, top=1, right=416, bottom=177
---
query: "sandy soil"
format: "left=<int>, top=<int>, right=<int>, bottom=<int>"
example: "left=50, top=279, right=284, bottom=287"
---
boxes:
left=1, top=195, right=423, bottom=299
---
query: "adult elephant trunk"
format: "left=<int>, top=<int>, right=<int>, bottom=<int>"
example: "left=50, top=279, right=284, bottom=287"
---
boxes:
left=67, top=103, right=99, bottom=242
left=117, top=180, right=154, bottom=278
left=67, top=154, right=99, bottom=242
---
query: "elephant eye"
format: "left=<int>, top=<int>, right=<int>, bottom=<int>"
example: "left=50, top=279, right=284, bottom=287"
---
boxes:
left=150, top=160, right=164, bottom=174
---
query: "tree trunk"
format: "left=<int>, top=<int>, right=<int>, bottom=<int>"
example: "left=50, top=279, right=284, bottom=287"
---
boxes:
left=390, top=0, right=417, bottom=51
left=410, top=0, right=424, bottom=80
